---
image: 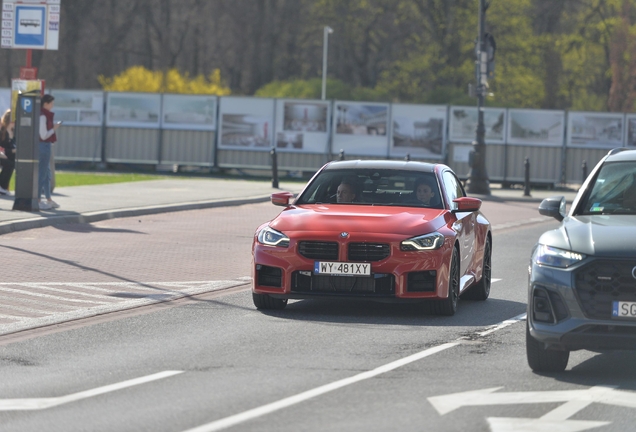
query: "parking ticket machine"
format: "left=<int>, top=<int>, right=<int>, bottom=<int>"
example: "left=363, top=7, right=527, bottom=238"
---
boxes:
left=13, top=91, right=41, bottom=212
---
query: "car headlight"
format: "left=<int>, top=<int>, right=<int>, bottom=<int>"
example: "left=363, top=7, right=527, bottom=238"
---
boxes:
left=257, top=226, right=290, bottom=247
left=534, top=244, right=585, bottom=268
left=400, top=233, right=445, bottom=251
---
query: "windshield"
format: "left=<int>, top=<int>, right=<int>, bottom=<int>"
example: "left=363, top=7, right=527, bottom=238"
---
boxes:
left=580, top=161, right=636, bottom=215
left=296, top=168, right=444, bottom=209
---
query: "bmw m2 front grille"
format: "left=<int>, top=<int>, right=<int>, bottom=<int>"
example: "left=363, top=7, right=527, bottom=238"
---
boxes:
left=348, top=243, right=390, bottom=262
left=298, top=241, right=338, bottom=260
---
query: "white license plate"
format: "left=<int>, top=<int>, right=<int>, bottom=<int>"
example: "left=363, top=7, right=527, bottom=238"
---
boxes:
left=612, top=301, right=636, bottom=318
left=314, top=261, right=371, bottom=276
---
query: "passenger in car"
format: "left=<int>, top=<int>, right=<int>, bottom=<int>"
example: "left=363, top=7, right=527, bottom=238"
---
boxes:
left=622, top=177, right=636, bottom=210
left=408, top=177, right=436, bottom=206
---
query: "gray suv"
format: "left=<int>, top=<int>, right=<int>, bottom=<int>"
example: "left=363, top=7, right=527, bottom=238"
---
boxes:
left=527, top=148, right=636, bottom=372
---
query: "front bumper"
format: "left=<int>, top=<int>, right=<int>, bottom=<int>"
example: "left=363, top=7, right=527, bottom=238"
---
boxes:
left=528, top=259, right=636, bottom=351
left=252, top=239, right=453, bottom=300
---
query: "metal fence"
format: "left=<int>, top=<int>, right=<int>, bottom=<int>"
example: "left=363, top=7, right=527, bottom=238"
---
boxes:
left=18, top=88, right=632, bottom=186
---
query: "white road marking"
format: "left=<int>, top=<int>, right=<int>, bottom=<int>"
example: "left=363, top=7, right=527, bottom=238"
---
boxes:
left=0, top=301, right=65, bottom=315
left=2, top=284, right=119, bottom=301
left=0, top=287, right=102, bottom=304
left=0, top=280, right=250, bottom=336
left=0, top=370, right=183, bottom=411
left=181, top=314, right=526, bottom=432
left=475, top=313, right=526, bottom=337
left=430, top=385, right=627, bottom=431
left=0, top=293, right=78, bottom=310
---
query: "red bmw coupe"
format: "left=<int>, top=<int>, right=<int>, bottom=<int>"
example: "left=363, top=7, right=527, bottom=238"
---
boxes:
left=252, top=160, right=492, bottom=315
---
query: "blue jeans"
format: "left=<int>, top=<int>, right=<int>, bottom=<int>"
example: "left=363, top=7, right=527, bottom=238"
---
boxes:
left=39, top=142, right=52, bottom=200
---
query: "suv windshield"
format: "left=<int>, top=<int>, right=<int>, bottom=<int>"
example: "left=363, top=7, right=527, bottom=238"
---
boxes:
left=580, top=161, right=636, bottom=215
left=296, top=169, right=444, bottom=208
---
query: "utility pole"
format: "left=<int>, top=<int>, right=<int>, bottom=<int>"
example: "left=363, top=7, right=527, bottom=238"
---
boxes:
left=466, top=0, right=492, bottom=195
left=321, top=26, right=334, bottom=100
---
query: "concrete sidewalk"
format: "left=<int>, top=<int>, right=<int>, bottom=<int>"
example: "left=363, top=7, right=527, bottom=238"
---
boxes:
left=0, top=177, right=579, bottom=236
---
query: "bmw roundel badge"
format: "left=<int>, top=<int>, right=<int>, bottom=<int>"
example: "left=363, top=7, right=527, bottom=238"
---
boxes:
left=340, top=232, right=349, bottom=238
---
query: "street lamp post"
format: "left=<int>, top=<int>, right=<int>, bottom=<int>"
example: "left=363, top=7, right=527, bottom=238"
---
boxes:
left=466, top=0, right=491, bottom=195
left=321, top=26, right=333, bottom=100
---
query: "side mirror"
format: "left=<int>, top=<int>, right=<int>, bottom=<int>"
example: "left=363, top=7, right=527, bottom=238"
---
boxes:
left=452, top=197, right=482, bottom=212
left=271, top=191, right=295, bottom=207
left=538, top=196, right=566, bottom=222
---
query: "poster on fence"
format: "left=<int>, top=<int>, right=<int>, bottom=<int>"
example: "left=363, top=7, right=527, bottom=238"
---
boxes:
left=506, top=109, right=564, bottom=146
left=218, top=96, right=274, bottom=151
left=51, top=90, right=104, bottom=126
left=274, top=99, right=330, bottom=153
left=389, top=104, right=447, bottom=159
left=566, top=111, right=624, bottom=148
left=332, top=101, right=389, bottom=156
left=106, top=92, right=161, bottom=128
left=161, top=94, right=217, bottom=131
left=627, top=114, right=636, bottom=148
left=448, top=106, right=506, bottom=144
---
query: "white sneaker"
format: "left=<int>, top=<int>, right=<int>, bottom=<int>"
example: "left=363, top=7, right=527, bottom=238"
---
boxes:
left=0, top=186, right=7, bottom=195
left=39, top=200, right=52, bottom=210
left=48, top=200, right=60, bottom=209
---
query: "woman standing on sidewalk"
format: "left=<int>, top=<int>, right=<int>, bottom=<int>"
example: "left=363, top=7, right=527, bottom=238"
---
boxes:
left=0, top=109, right=15, bottom=195
left=39, top=94, right=61, bottom=210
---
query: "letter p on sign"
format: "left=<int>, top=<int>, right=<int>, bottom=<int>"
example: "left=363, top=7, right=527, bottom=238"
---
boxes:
left=21, top=98, right=32, bottom=113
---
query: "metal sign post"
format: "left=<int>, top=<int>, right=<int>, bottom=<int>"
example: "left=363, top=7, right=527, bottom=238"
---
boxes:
left=466, top=0, right=492, bottom=195
left=12, top=91, right=40, bottom=211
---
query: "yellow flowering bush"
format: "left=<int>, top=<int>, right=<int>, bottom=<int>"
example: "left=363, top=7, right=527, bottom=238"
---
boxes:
left=98, top=66, right=231, bottom=95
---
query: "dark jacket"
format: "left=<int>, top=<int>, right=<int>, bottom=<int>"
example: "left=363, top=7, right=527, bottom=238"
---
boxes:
left=0, top=130, right=15, bottom=161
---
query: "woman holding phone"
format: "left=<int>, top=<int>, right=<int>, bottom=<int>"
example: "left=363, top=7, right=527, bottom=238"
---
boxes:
left=38, top=94, right=61, bottom=210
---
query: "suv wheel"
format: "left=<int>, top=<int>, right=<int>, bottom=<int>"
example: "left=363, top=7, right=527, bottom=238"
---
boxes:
left=526, top=322, right=569, bottom=372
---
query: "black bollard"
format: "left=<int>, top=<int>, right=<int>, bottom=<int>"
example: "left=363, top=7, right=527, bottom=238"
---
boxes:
left=582, top=160, right=587, bottom=184
left=523, top=157, right=531, bottom=197
left=339, top=149, right=345, bottom=161
left=271, top=147, right=279, bottom=189
left=405, top=154, right=410, bottom=161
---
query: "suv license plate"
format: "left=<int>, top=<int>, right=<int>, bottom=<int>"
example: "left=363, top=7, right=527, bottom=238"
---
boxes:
left=612, top=301, right=636, bottom=318
left=314, top=261, right=370, bottom=276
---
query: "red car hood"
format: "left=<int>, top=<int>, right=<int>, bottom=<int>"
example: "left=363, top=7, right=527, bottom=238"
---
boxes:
left=269, top=204, right=447, bottom=236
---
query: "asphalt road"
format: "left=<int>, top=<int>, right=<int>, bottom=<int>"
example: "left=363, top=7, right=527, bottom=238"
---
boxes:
left=1, top=202, right=636, bottom=432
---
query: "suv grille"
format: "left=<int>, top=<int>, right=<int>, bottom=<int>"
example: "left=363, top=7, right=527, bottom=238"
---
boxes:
left=348, top=243, right=390, bottom=262
left=574, top=260, right=636, bottom=319
left=298, top=241, right=338, bottom=260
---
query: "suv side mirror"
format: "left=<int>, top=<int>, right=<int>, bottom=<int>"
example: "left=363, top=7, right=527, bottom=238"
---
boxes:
left=539, top=196, right=566, bottom=222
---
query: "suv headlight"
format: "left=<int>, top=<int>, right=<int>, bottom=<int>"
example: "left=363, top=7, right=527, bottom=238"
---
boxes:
left=401, top=233, right=445, bottom=251
left=534, top=244, right=585, bottom=268
left=257, top=226, right=290, bottom=247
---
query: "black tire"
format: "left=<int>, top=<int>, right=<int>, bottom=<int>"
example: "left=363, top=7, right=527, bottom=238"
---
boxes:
left=252, top=292, right=288, bottom=310
left=430, top=247, right=460, bottom=316
left=461, top=237, right=491, bottom=301
left=526, top=322, right=569, bottom=372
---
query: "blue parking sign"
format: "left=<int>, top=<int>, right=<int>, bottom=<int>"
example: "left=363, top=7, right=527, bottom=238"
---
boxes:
left=21, top=97, right=33, bottom=114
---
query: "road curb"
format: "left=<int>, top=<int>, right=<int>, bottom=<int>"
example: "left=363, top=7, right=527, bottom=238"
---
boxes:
left=0, top=195, right=272, bottom=236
